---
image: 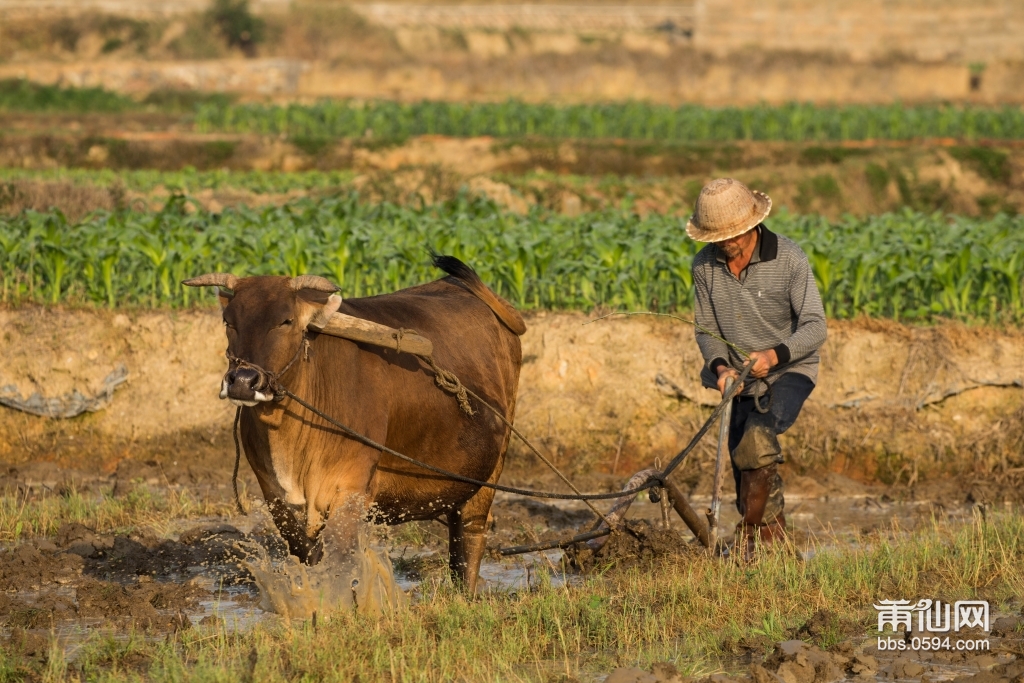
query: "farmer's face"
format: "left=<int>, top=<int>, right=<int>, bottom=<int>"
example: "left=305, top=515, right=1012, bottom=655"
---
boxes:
left=715, top=228, right=757, bottom=259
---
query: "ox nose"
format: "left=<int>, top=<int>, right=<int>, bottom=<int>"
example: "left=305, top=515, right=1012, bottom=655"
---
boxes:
left=224, top=367, right=261, bottom=400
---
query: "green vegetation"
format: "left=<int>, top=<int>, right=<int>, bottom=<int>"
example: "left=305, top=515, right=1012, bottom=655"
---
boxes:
left=6, top=513, right=1024, bottom=681
left=0, top=79, right=134, bottom=114
left=795, top=174, right=841, bottom=212
left=5, top=79, right=1024, bottom=144
left=195, top=100, right=1024, bottom=143
left=0, top=79, right=236, bottom=115
left=864, top=163, right=890, bottom=198
left=1, top=196, right=1023, bottom=322
left=0, top=167, right=356, bottom=194
left=950, top=146, right=1011, bottom=183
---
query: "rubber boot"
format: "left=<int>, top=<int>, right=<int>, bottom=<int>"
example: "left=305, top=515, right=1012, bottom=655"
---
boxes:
left=735, top=465, right=783, bottom=562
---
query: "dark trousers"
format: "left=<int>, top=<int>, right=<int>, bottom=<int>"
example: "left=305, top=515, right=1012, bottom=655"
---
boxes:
left=728, top=373, right=814, bottom=518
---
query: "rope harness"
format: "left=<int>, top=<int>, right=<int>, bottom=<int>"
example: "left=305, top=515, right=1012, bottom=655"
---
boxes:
left=225, top=332, right=755, bottom=525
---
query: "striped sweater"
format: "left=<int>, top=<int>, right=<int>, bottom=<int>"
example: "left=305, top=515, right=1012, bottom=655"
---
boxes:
left=691, top=224, right=827, bottom=394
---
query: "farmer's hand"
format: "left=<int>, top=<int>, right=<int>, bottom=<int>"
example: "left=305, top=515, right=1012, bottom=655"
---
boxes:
left=716, top=365, right=742, bottom=397
left=747, top=349, right=778, bottom=379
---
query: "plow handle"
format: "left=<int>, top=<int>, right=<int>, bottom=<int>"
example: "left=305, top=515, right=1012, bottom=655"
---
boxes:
left=706, top=377, right=734, bottom=552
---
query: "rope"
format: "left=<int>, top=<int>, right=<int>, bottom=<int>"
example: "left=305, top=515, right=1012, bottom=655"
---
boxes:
left=226, top=333, right=309, bottom=516
left=423, top=355, right=475, bottom=416
left=275, top=359, right=753, bottom=501
left=754, top=378, right=773, bottom=414
left=392, top=328, right=418, bottom=356
left=226, top=332, right=308, bottom=400
left=231, top=406, right=246, bottom=516
left=424, top=358, right=614, bottom=527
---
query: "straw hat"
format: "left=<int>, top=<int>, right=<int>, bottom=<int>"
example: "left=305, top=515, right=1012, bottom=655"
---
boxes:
left=685, top=178, right=772, bottom=242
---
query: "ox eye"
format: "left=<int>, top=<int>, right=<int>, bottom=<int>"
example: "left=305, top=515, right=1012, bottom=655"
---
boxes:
left=280, top=319, right=294, bottom=327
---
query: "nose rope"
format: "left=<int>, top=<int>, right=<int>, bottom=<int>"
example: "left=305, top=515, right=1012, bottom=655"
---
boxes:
left=225, top=333, right=310, bottom=399
left=225, top=333, right=310, bottom=515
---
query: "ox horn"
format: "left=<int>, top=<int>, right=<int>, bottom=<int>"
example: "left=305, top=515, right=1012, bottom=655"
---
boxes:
left=290, top=275, right=340, bottom=292
left=182, top=273, right=239, bottom=290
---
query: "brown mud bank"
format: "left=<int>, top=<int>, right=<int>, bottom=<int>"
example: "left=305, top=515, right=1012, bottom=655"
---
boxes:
left=0, top=307, right=1021, bottom=503
left=3, top=54, right=1023, bottom=106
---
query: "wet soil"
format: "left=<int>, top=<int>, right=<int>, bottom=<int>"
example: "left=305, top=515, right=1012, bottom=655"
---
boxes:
left=0, top=519, right=256, bottom=637
left=564, top=518, right=697, bottom=571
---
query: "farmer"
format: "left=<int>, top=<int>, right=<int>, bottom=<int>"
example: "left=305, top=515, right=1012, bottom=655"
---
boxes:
left=687, top=178, right=826, bottom=558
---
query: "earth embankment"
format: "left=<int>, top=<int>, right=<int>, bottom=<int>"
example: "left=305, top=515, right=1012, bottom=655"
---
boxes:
left=1, top=307, right=1020, bottom=501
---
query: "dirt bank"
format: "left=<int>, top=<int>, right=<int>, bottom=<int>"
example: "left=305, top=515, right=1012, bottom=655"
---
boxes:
left=1, top=307, right=1021, bottom=500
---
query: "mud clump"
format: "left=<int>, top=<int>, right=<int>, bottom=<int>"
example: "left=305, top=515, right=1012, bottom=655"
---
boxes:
left=3, top=627, right=51, bottom=664
left=0, top=541, right=84, bottom=590
left=605, top=661, right=687, bottom=683
left=76, top=577, right=208, bottom=629
left=790, top=609, right=861, bottom=648
left=566, top=519, right=695, bottom=571
left=764, top=640, right=845, bottom=683
left=488, top=498, right=596, bottom=548
left=0, top=521, right=255, bottom=632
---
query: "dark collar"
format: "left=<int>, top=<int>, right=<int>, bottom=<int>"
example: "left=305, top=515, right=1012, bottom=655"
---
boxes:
left=713, top=224, right=778, bottom=264
left=759, top=224, right=778, bottom=261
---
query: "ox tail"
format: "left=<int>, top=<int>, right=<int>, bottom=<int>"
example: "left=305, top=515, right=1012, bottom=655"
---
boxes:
left=432, top=254, right=527, bottom=336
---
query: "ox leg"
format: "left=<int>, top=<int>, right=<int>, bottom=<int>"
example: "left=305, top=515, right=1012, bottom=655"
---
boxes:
left=457, top=488, right=495, bottom=594
left=265, top=497, right=320, bottom=564
left=446, top=508, right=469, bottom=587
left=452, top=455, right=505, bottom=593
left=321, top=493, right=367, bottom=557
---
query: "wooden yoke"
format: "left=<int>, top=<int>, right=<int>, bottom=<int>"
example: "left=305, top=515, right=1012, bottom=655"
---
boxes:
left=307, top=294, right=434, bottom=357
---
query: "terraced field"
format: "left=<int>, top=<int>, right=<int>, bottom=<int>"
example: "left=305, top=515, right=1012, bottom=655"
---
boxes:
left=0, top=78, right=1022, bottom=683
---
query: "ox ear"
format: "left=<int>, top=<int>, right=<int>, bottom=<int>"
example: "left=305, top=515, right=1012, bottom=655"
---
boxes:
left=306, top=293, right=343, bottom=331
left=290, top=275, right=339, bottom=293
left=217, top=287, right=233, bottom=310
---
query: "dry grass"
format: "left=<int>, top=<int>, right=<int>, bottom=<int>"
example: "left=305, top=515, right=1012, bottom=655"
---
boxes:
left=0, top=181, right=120, bottom=222
left=0, top=486, right=234, bottom=542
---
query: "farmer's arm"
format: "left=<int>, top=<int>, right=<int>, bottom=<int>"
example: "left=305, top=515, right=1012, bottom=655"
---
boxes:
left=774, top=251, right=827, bottom=365
left=692, top=261, right=730, bottom=376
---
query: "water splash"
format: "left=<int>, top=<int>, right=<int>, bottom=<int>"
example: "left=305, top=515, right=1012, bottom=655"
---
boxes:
left=240, top=503, right=405, bottom=619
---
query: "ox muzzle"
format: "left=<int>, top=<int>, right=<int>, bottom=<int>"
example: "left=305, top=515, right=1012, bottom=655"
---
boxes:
left=221, top=366, right=276, bottom=406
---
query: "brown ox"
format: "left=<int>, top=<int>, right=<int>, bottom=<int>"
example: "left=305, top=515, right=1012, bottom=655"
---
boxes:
left=184, top=256, right=525, bottom=595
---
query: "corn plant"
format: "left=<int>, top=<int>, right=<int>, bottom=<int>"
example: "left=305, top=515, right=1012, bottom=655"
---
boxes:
left=195, top=100, right=1024, bottom=143
left=1, top=197, right=1023, bottom=323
